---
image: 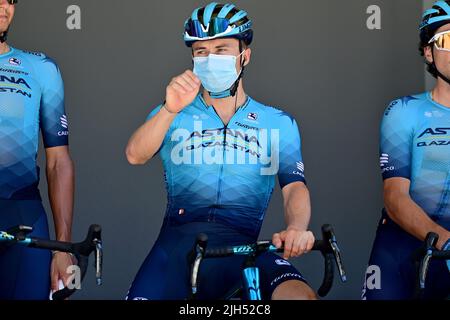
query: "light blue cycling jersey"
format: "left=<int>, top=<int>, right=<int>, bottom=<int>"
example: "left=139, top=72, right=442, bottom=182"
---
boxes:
left=147, top=94, right=306, bottom=238
left=380, top=92, right=450, bottom=228
left=0, top=47, right=68, bottom=200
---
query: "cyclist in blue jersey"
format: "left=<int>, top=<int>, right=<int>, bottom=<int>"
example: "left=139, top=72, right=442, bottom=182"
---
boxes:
left=125, top=2, right=317, bottom=300
left=362, top=0, right=450, bottom=300
left=0, top=1, right=76, bottom=299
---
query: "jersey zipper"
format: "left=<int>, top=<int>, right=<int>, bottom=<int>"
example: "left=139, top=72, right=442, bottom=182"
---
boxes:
left=208, top=105, right=246, bottom=216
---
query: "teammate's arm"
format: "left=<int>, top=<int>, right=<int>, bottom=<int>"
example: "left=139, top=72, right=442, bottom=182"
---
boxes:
left=39, top=56, right=75, bottom=290
left=384, top=178, right=450, bottom=249
left=46, top=146, right=76, bottom=291
left=45, top=146, right=74, bottom=243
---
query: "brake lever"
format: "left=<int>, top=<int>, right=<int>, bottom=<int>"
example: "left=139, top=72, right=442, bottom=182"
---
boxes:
left=94, top=239, right=103, bottom=286
left=419, top=233, right=439, bottom=290
left=321, top=224, right=347, bottom=283
left=419, top=249, right=433, bottom=290
left=190, top=234, right=208, bottom=297
left=329, top=240, right=347, bottom=282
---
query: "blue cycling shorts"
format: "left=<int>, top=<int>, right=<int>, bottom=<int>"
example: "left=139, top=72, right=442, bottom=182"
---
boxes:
left=126, top=221, right=307, bottom=300
left=0, top=200, right=51, bottom=300
left=362, top=211, right=450, bottom=300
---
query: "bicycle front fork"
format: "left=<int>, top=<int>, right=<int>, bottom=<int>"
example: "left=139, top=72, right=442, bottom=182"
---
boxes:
left=242, top=265, right=262, bottom=300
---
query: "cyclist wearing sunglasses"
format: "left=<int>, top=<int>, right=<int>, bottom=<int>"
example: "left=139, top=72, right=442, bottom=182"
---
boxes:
left=0, top=0, right=75, bottom=299
left=125, top=2, right=316, bottom=300
left=362, top=0, right=450, bottom=300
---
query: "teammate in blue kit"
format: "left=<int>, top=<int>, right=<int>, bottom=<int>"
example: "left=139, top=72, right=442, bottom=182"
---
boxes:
left=126, top=2, right=317, bottom=300
left=0, top=0, right=75, bottom=299
left=362, top=0, right=450, bottom=300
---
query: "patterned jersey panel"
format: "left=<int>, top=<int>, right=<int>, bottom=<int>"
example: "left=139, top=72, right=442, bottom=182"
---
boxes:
left=146, top=94, right=306, bottom=236
left=0, top=48, right=68, bottom=200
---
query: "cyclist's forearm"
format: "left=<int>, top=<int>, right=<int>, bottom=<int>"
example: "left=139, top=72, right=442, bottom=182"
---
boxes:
left=283, top=182, right=311, bottom=231
left=46, top=155, right=74, bottom=242
left=126, top=108, right=177, bottom=165
left=385, top=191, right=450, bottom=249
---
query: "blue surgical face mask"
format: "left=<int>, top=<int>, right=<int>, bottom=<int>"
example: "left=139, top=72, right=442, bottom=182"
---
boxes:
left=193, top=51, right=245, bottom=95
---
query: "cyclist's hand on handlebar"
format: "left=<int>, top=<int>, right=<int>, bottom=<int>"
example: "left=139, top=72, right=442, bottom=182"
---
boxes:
left=165, top=70, right=201, bottom=114
left=272, top=228, right=315, bottom=260
left=51, top=252, right=76, bottom=295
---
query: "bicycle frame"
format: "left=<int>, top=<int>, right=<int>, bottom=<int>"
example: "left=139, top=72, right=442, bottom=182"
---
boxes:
left=0, top=224, right=103, bottom=300
left=188, top=224, right=347, bottom=300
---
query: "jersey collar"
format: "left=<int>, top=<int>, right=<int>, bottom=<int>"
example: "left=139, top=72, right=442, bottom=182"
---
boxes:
left=197, top=93, right=251, bottom=112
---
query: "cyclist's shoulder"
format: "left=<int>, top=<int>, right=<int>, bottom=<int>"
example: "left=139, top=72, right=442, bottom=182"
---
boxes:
left=383, top=93, right=429, bottom=119
left=16, top=48, right=61, bottom=76
left=13, top=48, right=53, bottom=64
left=246, top=96, right=298, bottom=126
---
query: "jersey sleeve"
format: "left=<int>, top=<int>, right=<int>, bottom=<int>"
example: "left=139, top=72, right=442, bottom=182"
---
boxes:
left=38, top=56, right=68, bottom=148
left=380, top=99, right=415, bottom=180
left=277, top=115, right=307, bottom=189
